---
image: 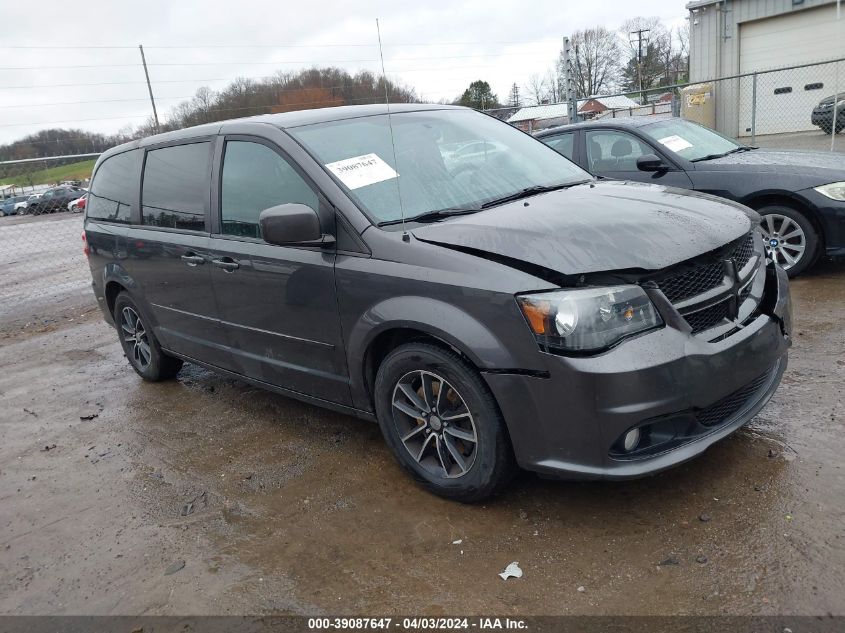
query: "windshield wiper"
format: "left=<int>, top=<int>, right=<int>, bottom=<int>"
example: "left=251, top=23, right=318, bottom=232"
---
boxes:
left=690, top=146, right=756, bottom=162
left=479, top=181, right=589, bottom=209
left=377, top=207, right=480, bottom=227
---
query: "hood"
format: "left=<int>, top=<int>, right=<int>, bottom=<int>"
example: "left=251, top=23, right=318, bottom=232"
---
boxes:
left=698, top=148, right=845, bottom=182
left=412, top=181, right=753, bottom=276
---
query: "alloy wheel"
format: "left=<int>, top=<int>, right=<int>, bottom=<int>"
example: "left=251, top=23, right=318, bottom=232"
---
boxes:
left=391, top=370, right=478, bottom=479
left=120, top=306, right=152, bottom=370
left=760, top=213, right=807, bottom=271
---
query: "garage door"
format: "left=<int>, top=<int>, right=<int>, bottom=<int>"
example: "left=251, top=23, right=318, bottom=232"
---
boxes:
left=739, top=4, right=845, bottom=135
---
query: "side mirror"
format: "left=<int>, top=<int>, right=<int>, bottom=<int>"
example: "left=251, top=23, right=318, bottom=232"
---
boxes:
left=636, top=154, right=668, bottom=172
left=259, top=204, right=335, bottom=247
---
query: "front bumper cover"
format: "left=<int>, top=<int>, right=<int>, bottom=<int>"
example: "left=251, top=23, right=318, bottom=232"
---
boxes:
left=485, top=261, right=792, bottom=480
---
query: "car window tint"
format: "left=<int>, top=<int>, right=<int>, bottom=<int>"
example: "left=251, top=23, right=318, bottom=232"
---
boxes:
left=586, top=130, right=653, bottom=173
left=142, top=142, right=210, bottom=231
left=542, top=133, right=575, bottom=159
left=220, top=141, right=318, bottom=239
left=88, top=151, right=140, bottom=223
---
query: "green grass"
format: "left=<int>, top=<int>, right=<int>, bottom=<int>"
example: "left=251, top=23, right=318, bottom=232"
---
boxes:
left=0, top=159, right=97, bottom=187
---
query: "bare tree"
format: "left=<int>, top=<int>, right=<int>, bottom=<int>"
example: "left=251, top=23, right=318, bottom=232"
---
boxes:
left=523, top=73, right=553, bottom=105
left=558, top=27, right=623, bottom=99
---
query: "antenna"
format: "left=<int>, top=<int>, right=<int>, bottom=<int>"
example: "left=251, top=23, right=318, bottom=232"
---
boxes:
left=376, top=18, right=407, bottom=238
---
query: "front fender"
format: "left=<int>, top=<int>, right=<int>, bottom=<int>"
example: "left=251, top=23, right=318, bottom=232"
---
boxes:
left=346, top=295, right=528, bottom=412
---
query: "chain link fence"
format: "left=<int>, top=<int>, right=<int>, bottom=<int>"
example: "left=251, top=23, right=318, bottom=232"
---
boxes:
left=0, top=155, right=97, bottom=334
left=489, top=57, right=845, bottom=154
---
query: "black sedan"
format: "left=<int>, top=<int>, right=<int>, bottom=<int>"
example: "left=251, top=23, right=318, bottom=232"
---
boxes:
left=536, top=117, right=845, bottom=276
left=26, top=186, right=82, bottom=215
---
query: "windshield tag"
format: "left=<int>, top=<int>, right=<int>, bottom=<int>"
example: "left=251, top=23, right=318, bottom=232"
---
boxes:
left=657, top=135, right=693, bottom=153
left=325, top=153, right=398, bottom=190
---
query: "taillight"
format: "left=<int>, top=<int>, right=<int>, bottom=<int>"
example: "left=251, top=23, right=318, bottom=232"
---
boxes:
left=82, top=231, right=90, bottom=257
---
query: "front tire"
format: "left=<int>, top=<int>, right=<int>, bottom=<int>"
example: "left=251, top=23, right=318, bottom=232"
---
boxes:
left=374, top=342, right=516, bottom=502
left=758, top=204, right=820, bottom=277
left=114, top=292, right=182, bottom=381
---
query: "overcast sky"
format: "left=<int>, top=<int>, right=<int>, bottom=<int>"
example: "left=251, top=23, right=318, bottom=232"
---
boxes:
left=0, top=0, right=686, bottom=147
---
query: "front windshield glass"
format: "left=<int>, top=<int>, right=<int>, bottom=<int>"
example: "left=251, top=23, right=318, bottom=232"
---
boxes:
left=288, top=109, right=591, bottom=224
left=640, top=118, right=741, bottom=161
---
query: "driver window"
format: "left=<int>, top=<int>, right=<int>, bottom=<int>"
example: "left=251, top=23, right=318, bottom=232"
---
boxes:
left=220, top=141, right=318, bottom=238
left=586, top=130, right=653, bottom=174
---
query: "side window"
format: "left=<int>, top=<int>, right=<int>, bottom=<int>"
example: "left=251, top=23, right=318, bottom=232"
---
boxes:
left=89, top=149, right=138, bottom=223
left=142, top=142, right=210, bottom=231
left=220, top=140, right=318, bottom=239
left=542, top=133, right=575, bottom=160
left=586, top=130, right=654, bottom=173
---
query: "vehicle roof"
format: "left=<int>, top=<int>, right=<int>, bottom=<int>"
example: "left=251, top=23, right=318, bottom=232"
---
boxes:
left=98, top=103, right=466, bottom=162
left=535, top=114, right=673, bottom=136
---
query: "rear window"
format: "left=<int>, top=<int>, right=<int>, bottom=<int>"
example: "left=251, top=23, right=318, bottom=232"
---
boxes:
left=141, top=142, right=210, bottom=231
left=87, top=149, right=140, bottom=223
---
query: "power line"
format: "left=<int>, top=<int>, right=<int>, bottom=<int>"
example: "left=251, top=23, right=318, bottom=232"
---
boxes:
left=0, top=39, right=559, bottom=50
left=0, top=51, right=552, bottom=72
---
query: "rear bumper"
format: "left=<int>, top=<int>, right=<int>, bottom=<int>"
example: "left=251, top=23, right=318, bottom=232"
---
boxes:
left=485, top=262, right=792, bottom=480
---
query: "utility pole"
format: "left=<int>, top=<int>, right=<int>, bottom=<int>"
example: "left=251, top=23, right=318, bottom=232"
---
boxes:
left=629, top=28, right=650, bottom=103
left=562, top=36, right=578, bottom=124
left=138, top=45, right=160, bottom=132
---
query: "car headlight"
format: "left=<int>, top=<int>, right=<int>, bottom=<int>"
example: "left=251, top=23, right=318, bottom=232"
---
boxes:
left=517, top=285, right=663, bottom=354
left=814, top=182, right=845, bottom=201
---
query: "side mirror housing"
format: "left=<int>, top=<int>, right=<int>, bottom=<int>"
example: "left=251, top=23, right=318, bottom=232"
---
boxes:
left=636, top=154, right=668, bottom=172
left=259, top=204, right=334, bottom=247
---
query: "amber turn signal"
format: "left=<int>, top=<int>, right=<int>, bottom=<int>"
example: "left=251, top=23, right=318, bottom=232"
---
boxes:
left=518, top=299, right=551, bottom=335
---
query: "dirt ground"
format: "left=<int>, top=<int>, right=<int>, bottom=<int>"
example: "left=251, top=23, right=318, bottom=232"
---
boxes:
left=0, top=258, right=843, bottom=617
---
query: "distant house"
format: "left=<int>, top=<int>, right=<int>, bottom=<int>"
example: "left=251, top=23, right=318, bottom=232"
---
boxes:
left=485, top=106, right=520, bottom=122
left=506, top=103, right=572, bottom=132
left=578, top=95, right=641, bottom=118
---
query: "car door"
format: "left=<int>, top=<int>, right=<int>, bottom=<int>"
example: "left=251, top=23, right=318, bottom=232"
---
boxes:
left=126, top=139, right=231, bottom=368
left=584, top=129, right=693, bottom=188
left=207, top=135, right=351, bottom=405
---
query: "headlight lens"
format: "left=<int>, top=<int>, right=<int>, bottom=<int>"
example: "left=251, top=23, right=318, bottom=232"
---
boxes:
left=814, top=182, right=845, bottom=201
left=517, top=285, right=663, bottom=354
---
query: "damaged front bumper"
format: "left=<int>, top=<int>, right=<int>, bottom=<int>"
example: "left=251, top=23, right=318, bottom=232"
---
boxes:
left=484, top=261, right=792, bottom=480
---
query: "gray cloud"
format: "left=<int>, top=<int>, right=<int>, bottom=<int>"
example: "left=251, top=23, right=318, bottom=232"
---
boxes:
left=0, top=0, right=685, bottom=145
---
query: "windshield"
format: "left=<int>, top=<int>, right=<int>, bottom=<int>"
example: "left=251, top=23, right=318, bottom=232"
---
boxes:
left=288, top=109, right=591, bottom=225
left=640, top=118, right=741, bottom=161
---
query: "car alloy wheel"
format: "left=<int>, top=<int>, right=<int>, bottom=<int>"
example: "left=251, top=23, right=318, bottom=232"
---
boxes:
left=391, top=370, right=479, bottom=479
left=760, top=213, right=807, bottom=271
left=120, top=306, right=152, bottom=371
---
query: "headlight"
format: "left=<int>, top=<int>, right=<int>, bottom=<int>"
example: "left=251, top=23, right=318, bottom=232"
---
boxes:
left=517, top=285, right=663, bottom=354
left=814, top=182, right=845, bottom=201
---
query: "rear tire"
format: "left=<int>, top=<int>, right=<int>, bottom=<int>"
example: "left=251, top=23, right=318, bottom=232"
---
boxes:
left=113, top=292, right=182, bottom=381
left=758, top=204, right=820, bottom=278
left=374, top=342, right=516, bottom=502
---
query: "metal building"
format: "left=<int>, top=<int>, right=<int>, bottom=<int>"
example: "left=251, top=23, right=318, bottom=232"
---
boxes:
left=687, top=0, right=844, bottom=138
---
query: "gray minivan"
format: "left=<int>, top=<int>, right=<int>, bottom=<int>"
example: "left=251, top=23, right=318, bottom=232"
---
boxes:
left=84, top=104, right=792, bottom=501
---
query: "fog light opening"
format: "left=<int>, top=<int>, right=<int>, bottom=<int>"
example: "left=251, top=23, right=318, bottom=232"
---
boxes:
left=623, top=428, right=641, bottom=452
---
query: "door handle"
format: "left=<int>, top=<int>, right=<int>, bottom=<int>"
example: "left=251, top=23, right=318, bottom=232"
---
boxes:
left=212, top=257, right=239, bottom=272
left=181, top=253, right=205, bottom=267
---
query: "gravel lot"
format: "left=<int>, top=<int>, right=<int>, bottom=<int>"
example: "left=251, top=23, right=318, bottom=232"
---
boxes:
left=0, top=215, right=843, bottom=616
